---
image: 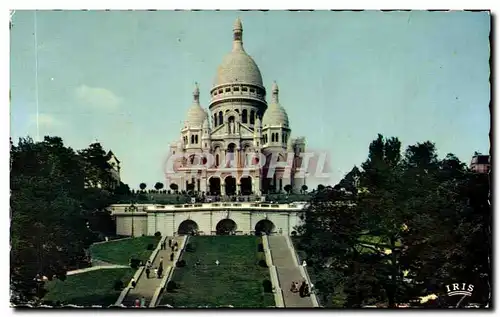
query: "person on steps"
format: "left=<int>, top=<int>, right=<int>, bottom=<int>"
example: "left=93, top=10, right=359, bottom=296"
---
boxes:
left=304, top=283, right=310, bottom=297
left=299, top=281, right=306, bottom=297
left=145, top=267, right=150, bottom=279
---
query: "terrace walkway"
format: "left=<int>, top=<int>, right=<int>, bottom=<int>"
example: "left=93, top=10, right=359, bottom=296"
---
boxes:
left=268, top=236, right=314, bottom=308
left=122, top=236, right=183, bottom=307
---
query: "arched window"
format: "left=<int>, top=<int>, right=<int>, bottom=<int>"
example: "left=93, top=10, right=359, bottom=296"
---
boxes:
left=195, top=135, right=199, bottom=144
left=275, top=133, right=279, bottom=143
left=219, top=112, right=223, bottom=125
left=250, top=110, right=255, bottom=124
left=216, top=154, right=220, bottom=167
left=271, top=133, right=275, bottom=142
left=242, top=109, right=248, bottom=123
left=214, top=114, right=218, bottom=127
left=191, top=135, right=194, bottom=144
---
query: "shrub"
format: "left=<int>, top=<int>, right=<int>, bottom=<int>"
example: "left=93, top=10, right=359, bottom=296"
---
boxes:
left=154, top=231, right=161, bottom=237
left=258, top=259, right=268, bottom=268
left=257, top=243, right=264, bottom=252
left=147, top=243, right=154, bottom=250
left=291, top=231, right=297, bottom=237
left=262, top=279, right=273, bottom=293
left=166, top=281, right=178, bottom=292
left=113, top=279, right=124, bottom=291
left=176, top=259, right=186, bottom=267
left=130, top=258, right=141, bottom=269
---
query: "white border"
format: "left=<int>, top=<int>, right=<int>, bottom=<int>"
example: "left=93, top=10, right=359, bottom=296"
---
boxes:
left=3, top=1, right=497, bottom=317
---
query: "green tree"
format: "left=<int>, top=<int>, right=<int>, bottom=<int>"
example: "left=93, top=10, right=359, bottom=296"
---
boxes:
left=170, top=183, right=178, bottom=192
left=139, top=183, right=147, bottom=191
left=10, top=137, right=92, bottom=304
left=297, top=134, right=492, bottom=307
left=77, top=142, right=113, bottom=190
left=284, top=184, right=292, bottom=194
left=301, top=184, right=308, bottom=193
left=154, top=182, right=164, bottom=192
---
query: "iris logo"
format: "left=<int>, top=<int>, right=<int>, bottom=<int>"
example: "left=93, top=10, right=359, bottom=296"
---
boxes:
left=445, top=283, right=474, bottom=297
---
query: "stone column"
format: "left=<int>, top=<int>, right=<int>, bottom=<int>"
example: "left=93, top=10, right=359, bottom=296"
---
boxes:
left=235, top=147, right=241, bottom=168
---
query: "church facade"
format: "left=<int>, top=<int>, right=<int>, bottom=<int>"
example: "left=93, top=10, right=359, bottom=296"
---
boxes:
left=165, top=18, right=307, bottom=197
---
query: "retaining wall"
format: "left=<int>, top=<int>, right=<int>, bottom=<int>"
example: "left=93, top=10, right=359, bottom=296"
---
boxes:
left=262, top=235, right=285, bottom=308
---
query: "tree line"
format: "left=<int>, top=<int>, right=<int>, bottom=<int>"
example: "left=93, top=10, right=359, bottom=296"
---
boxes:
left=10, top=136, right=131, bottom=304
left=296, top=134, right=491, bottom=308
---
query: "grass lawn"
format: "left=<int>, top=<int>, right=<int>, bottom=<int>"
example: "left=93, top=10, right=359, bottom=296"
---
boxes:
left=159, top=236, right=275, bottom=308
left=43, top=268, right=135, bottom=307
left=90, top=236, right=161, bottom=265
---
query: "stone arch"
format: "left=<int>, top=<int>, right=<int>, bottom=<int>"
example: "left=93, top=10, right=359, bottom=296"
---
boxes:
left=224, top=175, right=237, bottom=196
left=216, top=218, right=237, bottom=235
left=255, top=219, right=275, bottom=236
left=240, top=176, right=252, bottom=195
left=178, top=219, right=199, bottom=235
left=209, top=176, right=221, bottom=195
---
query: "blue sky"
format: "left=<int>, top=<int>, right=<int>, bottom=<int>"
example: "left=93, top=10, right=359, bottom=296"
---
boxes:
left=10, top=10, right=490, bottom=189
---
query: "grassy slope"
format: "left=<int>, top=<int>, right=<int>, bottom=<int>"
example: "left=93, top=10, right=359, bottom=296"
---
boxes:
left=90, top=236, right=161, bottom=265
left=160, top=236, right=275, bottom=308
left=43, top=268, right=135, bottom=306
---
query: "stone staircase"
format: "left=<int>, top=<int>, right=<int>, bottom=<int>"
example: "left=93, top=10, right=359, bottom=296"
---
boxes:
left=268, top=236, right=314, bottom=308
left=121, top=237, right=183, bottom=307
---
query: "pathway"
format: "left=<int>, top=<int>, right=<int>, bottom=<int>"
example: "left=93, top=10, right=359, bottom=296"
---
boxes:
left=122, top=237, right=183, bottom=307
left=268, top=236, right=314, bottom=308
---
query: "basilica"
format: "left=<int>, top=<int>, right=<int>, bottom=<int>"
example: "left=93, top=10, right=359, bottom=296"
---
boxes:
left=165, top=18, right=307, bottom=197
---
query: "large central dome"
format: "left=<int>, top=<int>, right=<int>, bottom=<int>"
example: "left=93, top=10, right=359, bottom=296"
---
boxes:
left=213, top=18, right=263, bottom=88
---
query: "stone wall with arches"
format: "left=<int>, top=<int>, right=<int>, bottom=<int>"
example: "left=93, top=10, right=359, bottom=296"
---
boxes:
left=113, top=204, right=303, bottom=237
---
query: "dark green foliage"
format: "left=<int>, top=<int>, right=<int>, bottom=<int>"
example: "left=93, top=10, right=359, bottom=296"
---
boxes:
left=166, top=281, right=178, bottom=292
left=130, top=258, right=141, bottom=269
left=10, top=136, right=126, bottom=304
left=176, top=260, right=186, bottom=267
left=154, top=182, right=164, bottom=191
left=146, top=243, right=154, bottom=251
left=154, top=231, right=161, bottom=237
left=296, top=134, right=492, bottom=308
left=258, top=260, right=267, bottom=268
left=262, top=279, right=272, bottom=293
left=113, top=279, right=124, bottom=291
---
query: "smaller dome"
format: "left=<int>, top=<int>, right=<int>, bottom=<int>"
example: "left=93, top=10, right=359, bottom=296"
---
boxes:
left=262, top=81, right=289, bottom=127
left=185, top=82, right=207, bottom=127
